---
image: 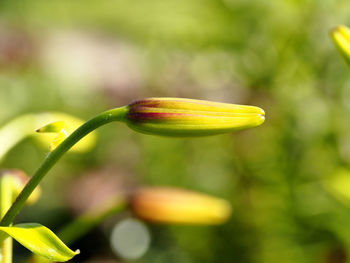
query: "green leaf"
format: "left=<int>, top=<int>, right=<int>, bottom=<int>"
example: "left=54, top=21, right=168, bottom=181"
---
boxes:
left=36, top=121, right=67, bottom=133
left=0, top=223, right=79, bottom=262
left=35, top=121, right=69, bottom=151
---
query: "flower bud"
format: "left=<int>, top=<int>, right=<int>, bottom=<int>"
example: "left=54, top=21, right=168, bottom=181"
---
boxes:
left=125, top=98, right=265, bottom=136
left=330, top=25, right=350, bottom=66
left=130, top=187, right=232, bottom=225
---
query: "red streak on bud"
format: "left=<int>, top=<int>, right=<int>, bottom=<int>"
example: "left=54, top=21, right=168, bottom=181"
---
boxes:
left=127, top=110, right=191, bottom=122
left=128, top=99, right=162, bottom=108
left=129, top=98, right=228, bottom=110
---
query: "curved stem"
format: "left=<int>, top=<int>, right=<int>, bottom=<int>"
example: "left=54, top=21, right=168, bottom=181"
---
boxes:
left=0, top=107, right=128, bottom=227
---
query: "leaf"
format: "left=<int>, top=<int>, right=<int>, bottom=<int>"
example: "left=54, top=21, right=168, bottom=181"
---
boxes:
left=33, top=112, right=97, bottom=153
left=36, top=121, right=69, bottom=151
left=0, top=223, right=79, bottom=262
left=35, top=121, right=67, bottom=133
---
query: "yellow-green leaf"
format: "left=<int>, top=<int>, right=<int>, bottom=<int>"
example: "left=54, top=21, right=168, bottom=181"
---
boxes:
left=33, top=112, right=96, bottom=153
left=36, top=121, right=70, bottom=151
left=35, top=121, right=68, bottom=134
left=0, top=223, right=79, bottom=262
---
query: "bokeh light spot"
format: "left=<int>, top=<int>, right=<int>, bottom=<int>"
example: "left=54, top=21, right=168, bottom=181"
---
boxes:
left=110, top=218, right=150, bottom=260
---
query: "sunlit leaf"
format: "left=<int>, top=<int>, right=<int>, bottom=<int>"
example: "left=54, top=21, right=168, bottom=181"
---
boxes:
left=34, top=113, right=96, bottom=152
left=36, top=121, right=70, bottom=151
left=324, top=169, right=350, bottom=205
left=0, top=223, right=79, bottom=262
left=0, top=113, right=96, bottom=161
left=36, top=121, right=67, bottom=133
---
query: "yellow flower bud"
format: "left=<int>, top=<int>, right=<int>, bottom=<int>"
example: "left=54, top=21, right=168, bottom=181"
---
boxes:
left=330, top=25, right=350, bottom=66
left=130, top=187, right=232, bottom=225
left=125, top=98, right=265, bottom=137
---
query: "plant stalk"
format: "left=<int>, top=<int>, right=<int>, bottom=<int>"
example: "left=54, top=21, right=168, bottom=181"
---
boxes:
left=0, top=107, right=128, bottom=227
left=0, top=175, right=15, bottom=263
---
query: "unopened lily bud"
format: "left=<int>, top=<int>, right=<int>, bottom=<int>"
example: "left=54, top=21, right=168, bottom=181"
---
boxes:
left=125, top=98, right=265, bottom=136
left=330, top=25, right=350, bottom=66
left=130, top=187, right=232, bottom=225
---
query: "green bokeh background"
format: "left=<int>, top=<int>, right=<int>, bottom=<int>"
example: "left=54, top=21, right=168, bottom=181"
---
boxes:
left=1, top=0, right=350, bottom=262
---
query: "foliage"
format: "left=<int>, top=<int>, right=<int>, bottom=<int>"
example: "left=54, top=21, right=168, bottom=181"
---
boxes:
left=0, top=223, right=78, bottom=262
left=1, top=0, right=350, bottom=262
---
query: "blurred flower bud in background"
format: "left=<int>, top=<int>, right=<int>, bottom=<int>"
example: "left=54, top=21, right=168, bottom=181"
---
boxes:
left=130, top=187, right=232, bottom=225
left=0, top=170, right=41, bottom=205
left=0, top=25, right=37, bottom=70
left=125, top=97, right=265, bottom=137
left=66, top=168, right=133, bottom=215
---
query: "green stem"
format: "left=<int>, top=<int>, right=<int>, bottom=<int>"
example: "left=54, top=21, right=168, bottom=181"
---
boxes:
left=0, top=175, right=15, bottom=263
left=0, top=107, right=128, bottom=227
left=58, top=197, right=126, bottom=244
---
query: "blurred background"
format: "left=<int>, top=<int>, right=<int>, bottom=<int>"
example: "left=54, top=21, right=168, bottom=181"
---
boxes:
left=1, top=0, right=350, bottom=262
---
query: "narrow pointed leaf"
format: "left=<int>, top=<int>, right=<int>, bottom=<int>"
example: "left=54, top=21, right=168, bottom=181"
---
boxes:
left=33, top=112, right=97, bottom=153
left=35, top=121, right=67, bottom=133
left=0, top=223, right=79, bottom=262
left=36, top=121, right=70, bottom=151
